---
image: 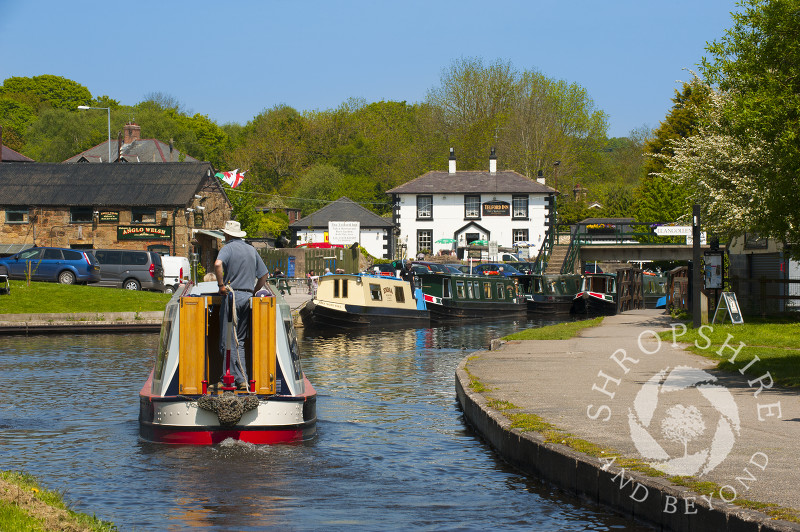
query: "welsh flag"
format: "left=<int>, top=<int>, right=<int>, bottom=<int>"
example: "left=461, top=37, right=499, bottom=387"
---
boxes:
left=216, top=169, right=245, bottom=189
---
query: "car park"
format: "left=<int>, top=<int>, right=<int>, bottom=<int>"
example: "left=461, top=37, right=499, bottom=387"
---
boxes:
left=91, top=249, right=165, bottom=291
left=0, top=247, right=100, bottom=284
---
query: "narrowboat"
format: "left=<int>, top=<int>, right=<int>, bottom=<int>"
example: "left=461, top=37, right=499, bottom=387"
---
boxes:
left=299, top=273, right=429, bottom=329
left=139, top=281, right=316, bottom=445
left=643, top=271, right=668, bottom=309
left=416, top=272, right=527, bottom=321
left=524, top=274, right=581, bottom=315
left=571, top=273, right=618, bottom=316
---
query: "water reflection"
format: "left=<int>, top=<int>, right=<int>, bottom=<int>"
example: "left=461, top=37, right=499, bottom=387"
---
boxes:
left=0, top=321, right=650, bottom=531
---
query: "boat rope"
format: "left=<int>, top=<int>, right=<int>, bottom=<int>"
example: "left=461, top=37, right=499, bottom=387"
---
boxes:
left=224, top=287, right=250, bottom=392
left=197, top=393, right=260, bottom=425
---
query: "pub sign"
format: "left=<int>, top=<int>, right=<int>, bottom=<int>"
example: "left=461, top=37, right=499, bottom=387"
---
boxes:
left=482, top=201, right=510, bottom=216
left=117, top=225, right=172, bottom=240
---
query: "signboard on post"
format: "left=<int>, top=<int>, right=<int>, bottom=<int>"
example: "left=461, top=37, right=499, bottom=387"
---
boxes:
left=712, top=292, right=744, bottom=324
left=328, top=221, right=360, bottom=246
left=704, top=252, right=723, bottom=289
left=654, top=225, right=692, bottom=236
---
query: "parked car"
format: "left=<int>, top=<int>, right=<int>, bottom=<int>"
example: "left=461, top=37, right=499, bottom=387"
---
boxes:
left=161, top=255, right=191, bottom=294
left=0, top=247, right=100, bottom=284
left=369, top=263, right=399, bottom=277
left=514, top=262, right=537, bottom=274
left=410, top=261, right=450, bottom=274
left=498, top=252, right=522, bottom=262
left=91, top=249, right=165, bottom=291
left=472, top=262, right=523, bottom=277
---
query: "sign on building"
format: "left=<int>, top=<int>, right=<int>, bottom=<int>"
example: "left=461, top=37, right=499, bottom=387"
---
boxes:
left=328, top=221, right=360, bottom=246
left=482, top=201, right=510, bottom=216
left=117, top=225, right=172, bottom=240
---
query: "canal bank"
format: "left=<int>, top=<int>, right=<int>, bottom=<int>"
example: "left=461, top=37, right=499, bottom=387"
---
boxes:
left=457, top=309, right=800, bottom=531
left=0, top=291, right=313, bottom=334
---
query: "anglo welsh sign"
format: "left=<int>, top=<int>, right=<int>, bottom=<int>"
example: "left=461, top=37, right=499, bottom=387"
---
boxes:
left=117, top=225, right=172, bottom=240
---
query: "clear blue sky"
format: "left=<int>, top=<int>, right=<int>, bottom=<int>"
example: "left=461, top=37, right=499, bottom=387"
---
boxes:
left=0, top=0, right=737, bottom=138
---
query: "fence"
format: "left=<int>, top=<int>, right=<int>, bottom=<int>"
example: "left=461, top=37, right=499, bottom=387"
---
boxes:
left=617, top=268, right=644, bottom=312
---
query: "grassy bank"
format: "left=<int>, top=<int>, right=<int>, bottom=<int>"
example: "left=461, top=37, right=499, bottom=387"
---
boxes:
left=0, top=471, right=115, bottom=531
left=659, top=320, right=800, bottom=387
left=0, top=280, right=171, bottom=314
left=502, top=316, right=604, bottom=341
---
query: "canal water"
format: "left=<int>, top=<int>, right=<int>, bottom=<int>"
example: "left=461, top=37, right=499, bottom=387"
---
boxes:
left=0, top=317, right=651, bottom=531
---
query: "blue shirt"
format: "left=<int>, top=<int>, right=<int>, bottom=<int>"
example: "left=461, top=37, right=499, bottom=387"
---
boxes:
left=217, top=239, right=268, bottom=291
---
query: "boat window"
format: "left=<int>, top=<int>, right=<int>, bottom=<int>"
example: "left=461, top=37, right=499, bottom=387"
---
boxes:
left=456, top=280, right=465, bottom=298
left=395, top=286, right=405, bottom=303
left=370, top=283, right=382, bottom=301
left=334, top=279, right=340, bottom=298
left=497, top=283, right=505, bottom=299
left=466, top=281, right=474, bottom=299
left=154, top=303, right=178, bottom=382
left=443, top=279, right=451, bottom=299
left=483, top=282, right=492, bottom=299
left=342, top=279, right=348, bottom=298
left=283, top=316, right=303, bottom=381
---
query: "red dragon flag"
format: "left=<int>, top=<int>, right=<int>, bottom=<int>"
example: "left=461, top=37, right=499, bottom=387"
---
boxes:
left=215, top=169, right=246, bottom=189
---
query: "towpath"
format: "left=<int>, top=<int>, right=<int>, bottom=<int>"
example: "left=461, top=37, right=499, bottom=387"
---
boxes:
left=458, top=309, right=800, bottom=530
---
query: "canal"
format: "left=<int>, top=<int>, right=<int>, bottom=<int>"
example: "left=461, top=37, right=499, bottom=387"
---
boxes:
left=0, top=317, right=651, bottom=530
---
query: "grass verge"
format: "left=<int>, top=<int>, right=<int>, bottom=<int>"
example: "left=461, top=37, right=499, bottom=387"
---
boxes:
left=0, top=280, right=170, bottom=314
left=502, top=316, right=604, bottom=341
left=0, top=470, right=116, bottom=531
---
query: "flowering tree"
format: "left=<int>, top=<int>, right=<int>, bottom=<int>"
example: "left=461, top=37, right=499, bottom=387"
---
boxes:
left=651, top=0, right=800, bottom=257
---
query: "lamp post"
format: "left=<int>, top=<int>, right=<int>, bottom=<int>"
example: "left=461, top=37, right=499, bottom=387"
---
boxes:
left=77, top=106, right=111, bottom=163
left=553, top=160, right=561, bottom=192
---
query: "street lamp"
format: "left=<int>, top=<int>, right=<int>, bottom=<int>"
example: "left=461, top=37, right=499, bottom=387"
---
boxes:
left=77, top=105, right=111, bottom=163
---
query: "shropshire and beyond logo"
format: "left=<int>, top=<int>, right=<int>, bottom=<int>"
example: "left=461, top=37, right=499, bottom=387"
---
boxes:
left=628, top=365, right=740, bottom=476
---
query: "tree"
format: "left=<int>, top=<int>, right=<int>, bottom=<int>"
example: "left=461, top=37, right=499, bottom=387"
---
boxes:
left=0, top=75, right=92, bottom=111
left=652, top=0, right=800, bottom=255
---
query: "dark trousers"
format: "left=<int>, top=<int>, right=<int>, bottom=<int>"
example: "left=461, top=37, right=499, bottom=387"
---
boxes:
left=219, top=290, right=251, bottom=385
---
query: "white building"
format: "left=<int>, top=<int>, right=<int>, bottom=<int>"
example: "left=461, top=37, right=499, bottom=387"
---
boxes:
left=289, top=197, right=395, bottom=259
left=386, top=149, right=556, bottom=260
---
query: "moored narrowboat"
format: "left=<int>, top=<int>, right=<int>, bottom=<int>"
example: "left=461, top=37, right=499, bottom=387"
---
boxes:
left=524, top=274, right=581, bottom=315
left=417, top=272, right=527, bottom=321
left=139, top=281, right=316, bottom=445
left=571, top=273, right=618, bottom=316
left=300, top=273, right=429, bottom=329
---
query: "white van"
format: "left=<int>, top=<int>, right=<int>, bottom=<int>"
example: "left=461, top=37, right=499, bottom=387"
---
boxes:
left=161, top=255, right=191, bottom=294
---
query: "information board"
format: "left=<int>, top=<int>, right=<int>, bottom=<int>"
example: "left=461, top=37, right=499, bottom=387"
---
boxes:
left=328, top=221, right=360, bottom=246
left=712, top=291, right=744, bottom=324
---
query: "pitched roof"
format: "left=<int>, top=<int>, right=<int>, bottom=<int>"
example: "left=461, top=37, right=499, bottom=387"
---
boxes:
left=289, top=197, right=394, bottom=228
left=63, top=139, right=199, bottom=163
left=386, top=170, right=555, bottom=195
left=0, top=162, right=223, bottom=207
left=1, top=145, right=34, bottom=162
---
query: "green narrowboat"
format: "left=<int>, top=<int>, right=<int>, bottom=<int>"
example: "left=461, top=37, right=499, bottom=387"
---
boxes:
left=416, top=272, right=527, bottom=321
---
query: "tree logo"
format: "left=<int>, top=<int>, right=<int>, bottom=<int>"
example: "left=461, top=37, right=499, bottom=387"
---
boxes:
left=628, top=365, right=740, bottom=476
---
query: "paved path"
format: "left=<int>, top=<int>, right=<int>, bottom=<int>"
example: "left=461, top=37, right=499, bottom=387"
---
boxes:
left=461, top=309, right=800, bottom=530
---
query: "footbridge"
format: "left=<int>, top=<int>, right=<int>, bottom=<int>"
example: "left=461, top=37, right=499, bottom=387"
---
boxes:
left=535, top=222, right=717, bottom=274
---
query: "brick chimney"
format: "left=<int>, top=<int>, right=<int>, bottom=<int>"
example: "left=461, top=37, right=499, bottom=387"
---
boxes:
left=489, top=147, right=497, bottom=174
left=123, top=123, right=141, bottom=144
left=448, top=147, right=456, bottom=174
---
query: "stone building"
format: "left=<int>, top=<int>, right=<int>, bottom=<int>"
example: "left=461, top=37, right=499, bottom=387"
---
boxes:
left=0, top=162, right=231, bottom=271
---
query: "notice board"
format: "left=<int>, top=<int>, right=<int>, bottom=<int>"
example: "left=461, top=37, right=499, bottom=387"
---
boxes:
left=712, top=291, right=744, bottom=325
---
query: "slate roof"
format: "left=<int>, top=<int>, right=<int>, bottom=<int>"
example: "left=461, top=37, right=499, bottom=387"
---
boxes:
left=290, top=197, right=394, bottom=228
left=1, top=145, right=34, bottom=162
left=0, top=162, right=221, bottom=207
left=386, top=170, right=555, bottom=195
left=63, top=139, right=199, bottom=163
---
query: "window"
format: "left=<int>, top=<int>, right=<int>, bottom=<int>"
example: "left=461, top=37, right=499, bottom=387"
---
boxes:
left=455, top=280, right=465, bottom=298
left=395, top=287, right=405, bottom=303
left=370, top=283, right=382, bottom=301
left=70, top=207, right=93, bottom=223
left=513, top=229, right=529, bottom=245
left=497, top=283, right=505, bottom=299
left=132, top=209, right=157, bottom=224
left=512, top=196, right=529, bottom=219
left=416, top=195, right=432, bottom=220
left=466, top=281, right=474, bottom=299
left=464, top=195, right=480, bottom=219
left=342, top=279, right=348, bottom=298
left=417, top=229, right=432, bottom=254
left=443, top=279, right=451, bottom=299
left=333, top=279, right=340, bottom=298
left=5, top=208, right=28, bottom=224
left=43, top=249, right=63, bottom=260
left=484, top=282, right=492, bottom=299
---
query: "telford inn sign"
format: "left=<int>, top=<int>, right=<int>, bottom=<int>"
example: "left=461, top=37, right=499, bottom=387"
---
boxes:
left=117, top=225, right=172, bottom=240
left=482, top=201, right=510, bottom=216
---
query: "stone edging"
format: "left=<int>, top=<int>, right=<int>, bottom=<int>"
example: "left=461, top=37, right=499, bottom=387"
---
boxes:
left=0, top=311, right=163, bottom=335
left=455, top=357, right=800, bottom=532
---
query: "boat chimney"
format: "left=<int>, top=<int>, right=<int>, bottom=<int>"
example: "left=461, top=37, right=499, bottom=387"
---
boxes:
left=536, top=170, right=545, bottom=185
left=448, top=147, right=456, bottom=174
left=489, top=147, right=497, bottom=174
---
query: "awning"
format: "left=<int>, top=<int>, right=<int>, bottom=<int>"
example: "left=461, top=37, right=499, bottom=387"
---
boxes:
left=193, top=229, right=224, bottom=240
left=0, top=243, right=32, bottom=256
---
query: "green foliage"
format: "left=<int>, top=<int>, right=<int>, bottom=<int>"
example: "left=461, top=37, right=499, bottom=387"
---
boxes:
left=0, top=97, right=36, bottom=151
left=0, top=75, right=92, bottom=111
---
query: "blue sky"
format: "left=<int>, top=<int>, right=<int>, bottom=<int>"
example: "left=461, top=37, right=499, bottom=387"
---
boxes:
left=1, top=0, right=737, bottom=138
